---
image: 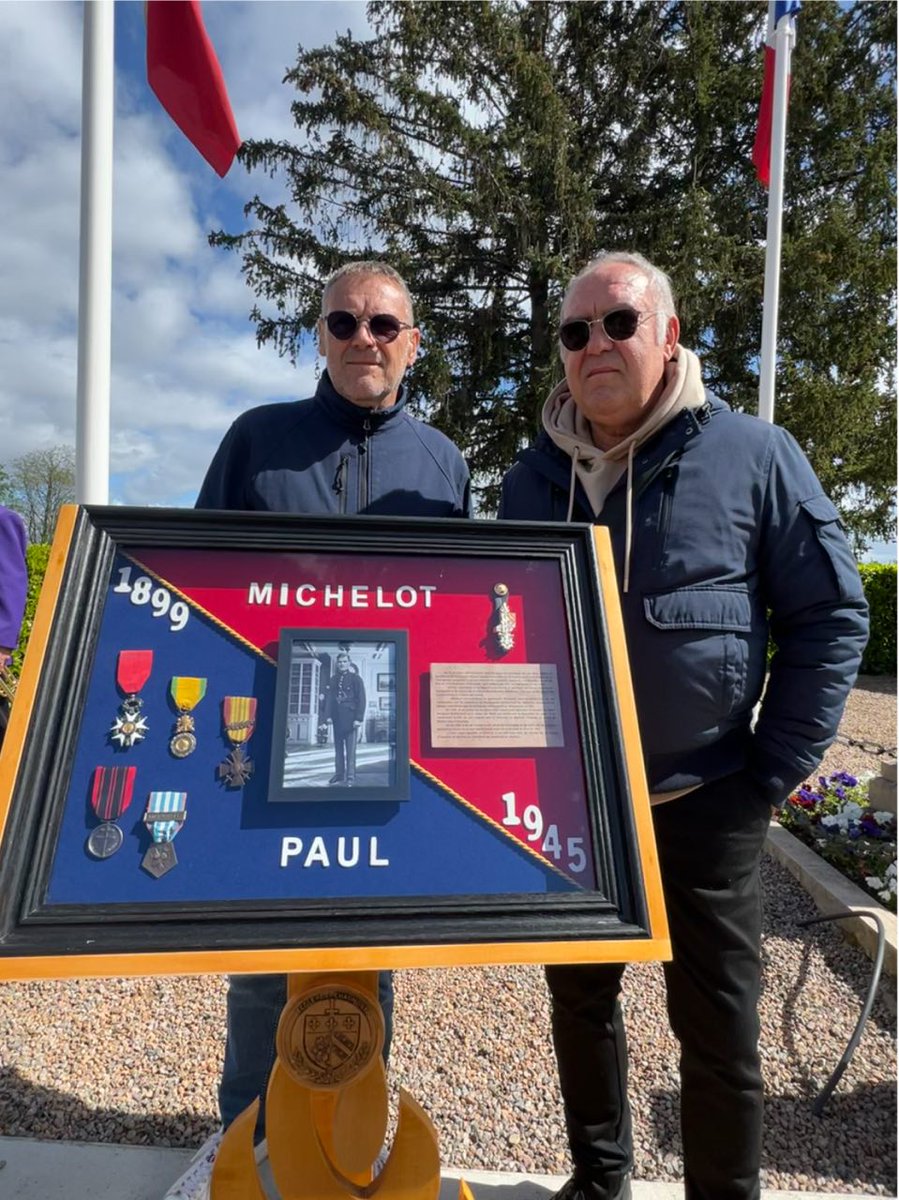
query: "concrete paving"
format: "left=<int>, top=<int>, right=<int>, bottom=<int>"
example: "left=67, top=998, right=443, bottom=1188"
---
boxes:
left=0, top=1138, right=884, bottom=1200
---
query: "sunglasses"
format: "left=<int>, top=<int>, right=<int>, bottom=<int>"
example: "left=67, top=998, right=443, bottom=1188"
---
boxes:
left=323, top=310, right=413, bottom=344
left=558, top=307, right=657, bottom=351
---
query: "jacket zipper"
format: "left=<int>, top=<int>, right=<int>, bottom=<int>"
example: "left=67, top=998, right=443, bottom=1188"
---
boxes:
left=333, top=455, right=349, bottom=514
left=656, top=465, right=677, bottom=569
left=358, top=418, right=371, bottom=511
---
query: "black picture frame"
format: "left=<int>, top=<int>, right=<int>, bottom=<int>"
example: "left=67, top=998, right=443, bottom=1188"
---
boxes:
left=268, top=629, right=409, bottom=803
left=0, top=505, right=668, bottom=977
left=377, top=674, right=394, bottom=692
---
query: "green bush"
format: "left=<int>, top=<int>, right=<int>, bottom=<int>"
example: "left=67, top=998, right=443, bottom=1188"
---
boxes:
left=11, top=543, right=51, bottom=677
left=858, top=562, right=897, bottom=675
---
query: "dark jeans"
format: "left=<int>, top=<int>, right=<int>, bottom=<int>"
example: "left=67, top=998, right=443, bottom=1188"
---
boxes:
left=546, top=772, right=772, bottom=1200
left=334, top=722, right=358, bottom=781
left=219, top=970, right=395, bottom=1139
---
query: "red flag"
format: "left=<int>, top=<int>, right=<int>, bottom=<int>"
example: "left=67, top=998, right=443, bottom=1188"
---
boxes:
left=146, top=0, right=241, bottom=177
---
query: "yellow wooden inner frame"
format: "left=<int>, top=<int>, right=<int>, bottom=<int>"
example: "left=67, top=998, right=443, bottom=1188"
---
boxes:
left=0, top=511, right=670, bottom=980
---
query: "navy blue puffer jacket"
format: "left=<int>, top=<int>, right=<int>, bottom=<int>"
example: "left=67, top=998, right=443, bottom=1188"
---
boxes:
left=499, top=397, right=868, bottom=804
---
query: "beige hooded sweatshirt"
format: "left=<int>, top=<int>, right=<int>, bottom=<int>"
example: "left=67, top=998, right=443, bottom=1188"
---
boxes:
left=542, top=345, right=706, bottom=593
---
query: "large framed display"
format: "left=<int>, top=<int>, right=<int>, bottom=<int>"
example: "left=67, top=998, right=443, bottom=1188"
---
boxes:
left=0, top=506, right=669, bottom=979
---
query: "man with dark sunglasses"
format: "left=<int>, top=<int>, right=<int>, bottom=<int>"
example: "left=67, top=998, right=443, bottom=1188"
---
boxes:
left=165, top=261, right=470, bottom=1200
left=500, top=251, right=867, bottom=1200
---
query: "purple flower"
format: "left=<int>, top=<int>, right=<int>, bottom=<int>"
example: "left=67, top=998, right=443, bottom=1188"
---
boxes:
left=793, top=787, right=818, bottom=808
left=860, top=815, right=888, bottom=839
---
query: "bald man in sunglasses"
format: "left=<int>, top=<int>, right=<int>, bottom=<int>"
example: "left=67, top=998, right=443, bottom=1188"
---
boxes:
left=172, top=262, right=470, bottom=1200
left=500, top=252, right=867, bottom=1200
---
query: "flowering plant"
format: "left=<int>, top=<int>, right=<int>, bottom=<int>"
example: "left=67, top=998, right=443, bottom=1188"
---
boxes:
left=779, top=771, right=897, bottom=912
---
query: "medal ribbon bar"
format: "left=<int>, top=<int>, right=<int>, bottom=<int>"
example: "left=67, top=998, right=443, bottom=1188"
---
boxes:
left=144, top=790, right=187, bottom=843
left=90, top=765, right=136, bottom=821
left=170, top=677, right=207, bottom=711
left=116, top=650, right=153, bottom=695
left=222, top=696, right=257, bottom=743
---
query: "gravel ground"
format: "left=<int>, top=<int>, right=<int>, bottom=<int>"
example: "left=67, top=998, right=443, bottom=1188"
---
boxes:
left=0, top=678, right=895, bottom=1194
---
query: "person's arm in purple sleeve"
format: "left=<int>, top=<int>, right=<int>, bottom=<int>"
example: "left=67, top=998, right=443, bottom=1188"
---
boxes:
left=0, top=506, right=28, bottom=664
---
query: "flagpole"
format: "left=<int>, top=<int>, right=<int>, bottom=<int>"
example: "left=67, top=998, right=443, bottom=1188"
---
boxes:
left=757, top=14, right=796, bottom=424
left=75, top=0, right=115, bottom=504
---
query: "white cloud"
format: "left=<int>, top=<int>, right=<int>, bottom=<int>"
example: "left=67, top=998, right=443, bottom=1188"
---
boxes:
left=0, top=1, right=355, bottom=506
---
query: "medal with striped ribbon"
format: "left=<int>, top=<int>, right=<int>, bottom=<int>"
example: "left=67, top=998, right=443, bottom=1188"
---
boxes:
left=141, top=790, right=187, bottom=878
left=87, top=765, right=136, bottom=858
left=218, top=696, right=258, bottom=788
left=169, top=677, right=206, bottom=758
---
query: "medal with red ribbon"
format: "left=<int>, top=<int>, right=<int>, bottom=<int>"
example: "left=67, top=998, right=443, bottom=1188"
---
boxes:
left=110, top=651, right=153, bottom=748
left=86, top=765, right=136, bottom=858
left=218, top=696, right=258, bottom=788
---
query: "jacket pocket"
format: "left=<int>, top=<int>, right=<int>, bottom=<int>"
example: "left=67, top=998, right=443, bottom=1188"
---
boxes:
left=798, top=493, right=852, bottom=600
left=644, top=585, right=752, bottom=632
left=643, top=585, right=754, bottom=723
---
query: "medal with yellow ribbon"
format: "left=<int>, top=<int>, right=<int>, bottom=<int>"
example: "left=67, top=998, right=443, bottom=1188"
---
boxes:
left=169, top=677, right=207, bottom=758
left=218, top=696, right=258, bottom=788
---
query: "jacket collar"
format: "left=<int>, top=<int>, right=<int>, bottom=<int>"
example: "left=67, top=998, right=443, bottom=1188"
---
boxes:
left=315, top=370, right=408, bottom=433
left=519, top=396, right=721, bottom=495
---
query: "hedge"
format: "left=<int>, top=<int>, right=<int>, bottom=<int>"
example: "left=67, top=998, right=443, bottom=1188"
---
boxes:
left=858, top=563, right=897, bottom=675
left=10, top=546, right=898, bottom=677
left=11, top=543, right=51, bottom=676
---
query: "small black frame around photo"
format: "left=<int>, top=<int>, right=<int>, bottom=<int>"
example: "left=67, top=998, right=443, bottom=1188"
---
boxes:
left=268, top=629, right=409, bottom=803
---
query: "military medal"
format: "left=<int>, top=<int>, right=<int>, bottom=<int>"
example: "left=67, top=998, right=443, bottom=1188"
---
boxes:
left=169, top=677, right=207, bottom=757
left=86, top=765, right=136, bottom=859
left=141, top=790, right=187, bottom=877
left=218, top=696, right=258, bottom=788
left=110, top=650, right=153, bottom=747
left=491, top=583, right=516, bottom=654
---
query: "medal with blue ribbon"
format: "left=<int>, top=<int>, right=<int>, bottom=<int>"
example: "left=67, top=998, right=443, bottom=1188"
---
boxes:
left=141, top=790, right=187, bottom=878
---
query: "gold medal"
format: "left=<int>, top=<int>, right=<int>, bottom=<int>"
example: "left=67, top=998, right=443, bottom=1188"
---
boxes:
left=168, top=677, right=206, bottom=757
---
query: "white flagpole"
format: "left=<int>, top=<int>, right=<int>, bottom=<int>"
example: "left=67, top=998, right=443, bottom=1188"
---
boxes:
left=757, top=13, right=796, bottom=424
left=75, top=0, right=115, bottom=504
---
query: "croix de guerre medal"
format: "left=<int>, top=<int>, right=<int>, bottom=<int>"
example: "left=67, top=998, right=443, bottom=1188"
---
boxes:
left=141, top=790, right=187, bottom=878
left=110, top=651, right=153, bottom=748
left=218, top=696, right=258, bottom=788
left=169, top=677, right=206, bottom=757
left=86, top=765, right=136, bottom=859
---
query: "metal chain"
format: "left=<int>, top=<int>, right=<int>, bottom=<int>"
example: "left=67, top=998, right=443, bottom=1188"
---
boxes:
left=832, top=731, right=897, bottom=758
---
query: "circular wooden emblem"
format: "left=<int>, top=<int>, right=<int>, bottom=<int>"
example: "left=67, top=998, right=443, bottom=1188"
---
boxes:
left=276, top=982, right=385, bottom=1091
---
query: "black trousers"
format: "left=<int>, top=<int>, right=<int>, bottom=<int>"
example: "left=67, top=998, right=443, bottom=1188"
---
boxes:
left=546, top=772, right=772, bottom=1200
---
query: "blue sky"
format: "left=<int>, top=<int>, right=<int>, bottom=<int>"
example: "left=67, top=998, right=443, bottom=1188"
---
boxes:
left=0, top=1, right=369, bottom=508
left=0, top=2, right=894, bottom=559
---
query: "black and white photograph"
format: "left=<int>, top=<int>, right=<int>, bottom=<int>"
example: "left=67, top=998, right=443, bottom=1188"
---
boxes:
left=269, top=629, right=409, bottom=802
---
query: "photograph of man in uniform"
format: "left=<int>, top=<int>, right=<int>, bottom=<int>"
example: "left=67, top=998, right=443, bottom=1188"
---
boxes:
left=273, top=635, right=401, bottom=795
left=323, top=652, right=365, bottom=785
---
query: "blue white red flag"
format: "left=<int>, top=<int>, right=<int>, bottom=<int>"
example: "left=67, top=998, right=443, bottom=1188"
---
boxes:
left=752, top=1, right=801, bottom=186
